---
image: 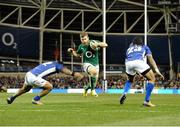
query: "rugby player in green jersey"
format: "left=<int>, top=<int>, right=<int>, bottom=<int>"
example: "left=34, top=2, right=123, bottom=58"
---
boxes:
left=68, top=32, right=108, bottom=97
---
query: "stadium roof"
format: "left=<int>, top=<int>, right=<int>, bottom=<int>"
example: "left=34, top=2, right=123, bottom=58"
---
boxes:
left=0, top=0, right=145, bottom=10
left=0, top=0, right=179, bottom=35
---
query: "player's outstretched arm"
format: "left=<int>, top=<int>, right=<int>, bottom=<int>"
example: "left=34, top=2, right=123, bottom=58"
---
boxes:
left=98, top=42, right=108, bottom=48
left=91, top=42, right=108, bottom=49
left=73, top=72, right=84, bottom=81
left=61, top=67, right=84, bottom=81
left=67, top=48, right=80, bottom=57
left=147, top=54, right=164, bottom=80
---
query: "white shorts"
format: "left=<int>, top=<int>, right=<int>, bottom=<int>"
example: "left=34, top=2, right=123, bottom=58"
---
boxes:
left=24, top=72, right=47, bottom=87
left=83, top=63, right=99, bottom=77
left=125, top=60, right=150, bottom=75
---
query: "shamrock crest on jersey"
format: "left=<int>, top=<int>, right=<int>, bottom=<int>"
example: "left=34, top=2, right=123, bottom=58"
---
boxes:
left=77, top=40, right=100, bottom=66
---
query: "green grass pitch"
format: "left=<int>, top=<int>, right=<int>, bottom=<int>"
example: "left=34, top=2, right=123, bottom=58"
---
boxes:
left=0, top=93, right=180, bottom=126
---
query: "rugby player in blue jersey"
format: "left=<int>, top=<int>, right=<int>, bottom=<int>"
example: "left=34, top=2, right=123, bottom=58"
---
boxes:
left=7, top=61, right=83, bottom=105
left=120, top=37, right=164, bottom=107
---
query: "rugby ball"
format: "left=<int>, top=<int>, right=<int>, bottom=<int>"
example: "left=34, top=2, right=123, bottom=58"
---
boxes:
left=90, top=41, right=99, bottom=50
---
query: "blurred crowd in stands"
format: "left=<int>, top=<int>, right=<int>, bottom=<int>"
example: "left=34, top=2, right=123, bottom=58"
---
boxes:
left=0, top=71, right=179, bottom=91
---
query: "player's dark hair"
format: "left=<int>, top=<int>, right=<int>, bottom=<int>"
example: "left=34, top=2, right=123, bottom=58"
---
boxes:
left=132, top=37, right=143, bottom=46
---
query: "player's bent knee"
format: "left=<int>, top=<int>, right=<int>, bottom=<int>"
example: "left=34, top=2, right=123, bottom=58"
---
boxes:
left=88, top=66, right=98, bottom=76
left=44, top=82, right=53, bottom=90
left=143, top=69, right=155, bottom=83
left=90, top=69, right=98, bottom=76
left=149, top=74, right=155, bottom=83
left=48, top=84, right=53, bottom=90
left=92, top=72, right=97, bottom=76
left=146, top=74, right=155, bottom=83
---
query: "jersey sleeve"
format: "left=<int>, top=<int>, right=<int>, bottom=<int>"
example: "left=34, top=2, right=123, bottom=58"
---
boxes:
left=145, top=46, right=152, bottom=56
left=56, top=63, right=64, bottom=71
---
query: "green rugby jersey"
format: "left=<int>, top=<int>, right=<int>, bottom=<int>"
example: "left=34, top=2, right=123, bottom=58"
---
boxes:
left=76, top=40, right=100, bottom=66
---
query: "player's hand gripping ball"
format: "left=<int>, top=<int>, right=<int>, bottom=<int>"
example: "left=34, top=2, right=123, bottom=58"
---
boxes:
left=90, top=41, right=99, bottom=50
